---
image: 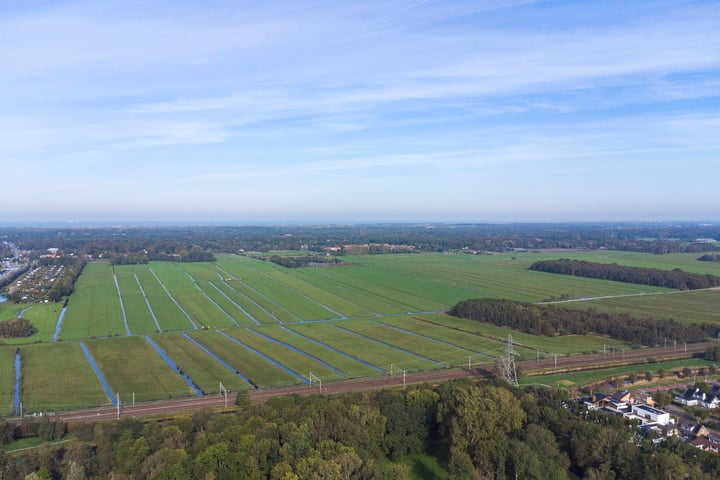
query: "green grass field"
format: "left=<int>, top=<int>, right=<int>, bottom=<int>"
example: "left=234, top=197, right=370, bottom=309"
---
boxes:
left=413, top=314, right=630, bottom=358
left=20, top=342, right=108, bottom=411
left=524, top=358, right=717, bottom=389
left=83, top=336, right=195, bottom=402
left=286, top=322, right=439, bottom=372
left=186, top=330, right=301, bottom=387
left=0, top=302, right=23, bottom=321
left=2, top=303, right=63, bottom=344
left=150, top=332, right=250, bottom=394
left=129, top=265, right=198, bottom=331
left=0, top=348, right=16, bottom=415
left=60, top=262, right=125, bottom=339
left=114, top=266, right=158, bottom=334
left=249, top=325, right=382, bottom=377
left=3, top=249, right=720, bottom=411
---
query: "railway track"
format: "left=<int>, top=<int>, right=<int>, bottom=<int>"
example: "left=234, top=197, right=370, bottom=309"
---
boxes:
left=50, top=341, right=715, bottom=425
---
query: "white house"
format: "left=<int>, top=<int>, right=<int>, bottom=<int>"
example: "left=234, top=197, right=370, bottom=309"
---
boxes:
left=625, top=404, right=672, bottom=426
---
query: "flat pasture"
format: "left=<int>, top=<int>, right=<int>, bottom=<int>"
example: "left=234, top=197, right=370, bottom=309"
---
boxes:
left=524, top=358, right=717, bottom=389
left=337, top=320, right=482, bottom=368
left=251, top=325, right=382, bottom=377
left=149, top=262, right=235, bottom=328
left=286, top=322, right=439, bottom=372
left=20, top=342, right=108, bottom=411
left=216, top=256, right=351, bottom=320
left=60, top=262, right=125, bottom=339
left=0, top=303, right=23, bottom=322
left=564, top=289, right=720, bottom=325
left=238, top=327, right=345, bottom=381
left=83, top=336, right=194, bottom=403
left=150, top=332, right=249, bottom=394
left=0, top=348, right=16, bottom=415
left=130, top=265, right=197, bottom=331
left=209, top=279, right=279, bottom=324
left=8, top=249, right=720, bottom=411
left=114, top=266, right=158, bottom=334
left=186, top=330, right=301, bottom=388
left=375, top=316, right=506, bottom=359
left=5, top=303, right=63, bottom=343
left=414, top=313, right=629, bottom=358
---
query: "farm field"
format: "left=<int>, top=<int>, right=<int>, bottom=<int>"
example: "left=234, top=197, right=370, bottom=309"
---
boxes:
left=20, top=342, right=108, bottom=412
left=83, top=336, right=195, bottom=403
left=2, top=303, right=63, bottom=344
left=186, top=329, right=301, bottom=388
left=413, top=314, right=630, bottom=358
left=60, top=262, right=125, bottom=339
left=0, top=302, right=23, bottom=322
left=0, top=350, right=15, bottom=415
left=114, top=266, right=158, bottom=334
left=2, top=249, right=719, bottom=412
left=231, top=327, right=345, bottom=381
left=565, top=289, right=720, bottom=325
left=337, top=319, right=484, bottom=368
left=249, top=325, right=383, bottom=378
left=285, top=322, right=442, bottom=372
left=128, top=265, right=199, bottom=331
left=150, top=332, right=250, bottom=394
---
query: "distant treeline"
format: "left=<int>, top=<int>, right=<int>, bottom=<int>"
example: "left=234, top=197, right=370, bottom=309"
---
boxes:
left=448, top=298, right=716, bottom=346
left=110, top=247, right=216, bottom=265
left=4, top=223, right=720, bottom=258
left=529, top=259, right=720, bottom=290
left=268, top=255, right=345, bottom=268
left=0, top=317, right=34, bottom=338
left=699, top=254, right=720, bottom=262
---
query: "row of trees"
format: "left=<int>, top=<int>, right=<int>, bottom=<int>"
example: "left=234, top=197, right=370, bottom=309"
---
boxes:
left=529, top=258, right=720, bottom=290
left=109, top=247, right=216, bottom=265
left=267, top=255, right=345, bottom=268
left=447, top=298, right=717, bottom=346
left=4, top=379, right=720, bottom=479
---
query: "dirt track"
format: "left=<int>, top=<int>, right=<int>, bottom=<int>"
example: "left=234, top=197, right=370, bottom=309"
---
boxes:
left=54, top=341, right=716, bottom=425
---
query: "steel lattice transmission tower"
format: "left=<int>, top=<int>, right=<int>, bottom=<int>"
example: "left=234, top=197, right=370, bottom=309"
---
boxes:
left=496, top=335, right=519, bottom=387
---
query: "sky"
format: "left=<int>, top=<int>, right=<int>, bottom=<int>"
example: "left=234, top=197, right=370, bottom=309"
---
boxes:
left=2, top=0, right=719, bottom=225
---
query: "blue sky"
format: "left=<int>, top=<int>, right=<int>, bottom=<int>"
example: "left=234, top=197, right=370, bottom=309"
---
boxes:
left=2, top=0, right=719, bottom=224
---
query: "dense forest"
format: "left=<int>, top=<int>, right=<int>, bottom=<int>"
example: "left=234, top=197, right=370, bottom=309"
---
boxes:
left=3, top=379, right=720, bottom=479
left=447, top=298, right=717, bottom=346
left=2, top=223, right=718, bottom=258
left=529, top=259, right=720, bottom=290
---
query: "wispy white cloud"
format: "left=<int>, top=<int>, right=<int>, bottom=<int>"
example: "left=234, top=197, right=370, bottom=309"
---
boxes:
left=2, top=0, right=720, bottom=222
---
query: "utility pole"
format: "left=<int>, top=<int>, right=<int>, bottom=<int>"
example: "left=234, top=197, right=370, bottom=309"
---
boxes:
left=403, top=370, right=406, bottom=387
left=498, top=335, right=519, bottom=387
left=219, top=382, right=228, bottom=406
left=117, top=393, right=120, bottom=420
left=309, top=372, right=322, bottom=393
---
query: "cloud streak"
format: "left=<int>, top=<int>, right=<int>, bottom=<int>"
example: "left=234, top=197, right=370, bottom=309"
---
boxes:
left=2, top=0, right=719, bottom=222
